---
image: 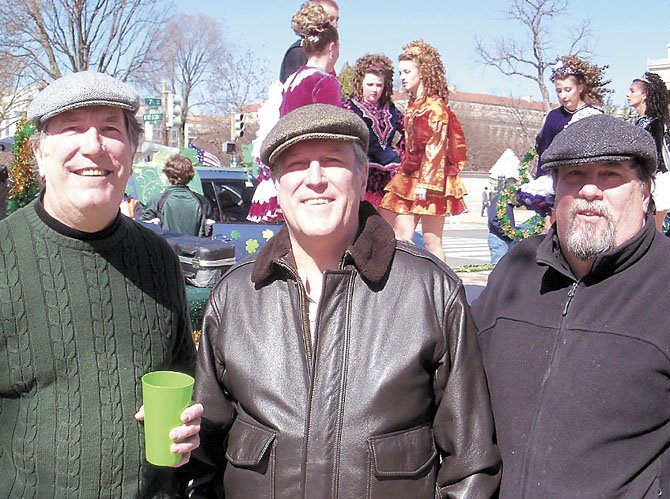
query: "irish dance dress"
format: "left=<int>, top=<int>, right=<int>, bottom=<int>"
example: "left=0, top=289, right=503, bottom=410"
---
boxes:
left=379, top=94, right=467, bottom=216
left=344, top=98, right=404, bottom=206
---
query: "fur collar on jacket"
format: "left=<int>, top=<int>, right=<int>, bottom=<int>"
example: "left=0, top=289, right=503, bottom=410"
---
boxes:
left=251, top=201, right=396, bottom=286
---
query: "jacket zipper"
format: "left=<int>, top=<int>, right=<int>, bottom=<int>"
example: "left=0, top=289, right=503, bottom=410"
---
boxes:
left=521, top=280, right=579, bottom=497
left=276, top=261, right=313, bottom=374
left=562, top=281, right=578, bottom=316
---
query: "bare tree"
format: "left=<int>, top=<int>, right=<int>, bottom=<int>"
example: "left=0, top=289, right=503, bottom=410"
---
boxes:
left=0, top=63, right=33, bottom=134
left=475, top=0, right=592, bottom=112
left=138, top=13, right=268, bottom=146
left=208, top=46, right=270, bottom=115
left=138, top=13, right=229, bottom=144
left=0, top=0, right=171, bottom=84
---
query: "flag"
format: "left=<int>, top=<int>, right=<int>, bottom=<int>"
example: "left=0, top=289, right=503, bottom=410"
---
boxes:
left=188, top=142, right=222, bottom=167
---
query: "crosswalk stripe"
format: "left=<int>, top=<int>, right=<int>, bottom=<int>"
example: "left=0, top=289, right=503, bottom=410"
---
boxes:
left=443, top=237, right=490, bottom=262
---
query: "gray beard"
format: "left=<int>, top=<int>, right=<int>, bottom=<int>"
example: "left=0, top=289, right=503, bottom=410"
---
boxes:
left=565, top=200, right=616, bottom=261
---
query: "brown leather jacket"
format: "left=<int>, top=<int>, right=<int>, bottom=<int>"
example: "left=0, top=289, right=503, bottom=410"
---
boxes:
left=188, top=203, right=501, bottom=498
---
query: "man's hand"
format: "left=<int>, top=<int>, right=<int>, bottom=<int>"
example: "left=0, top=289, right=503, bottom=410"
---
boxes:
left=414, top=187, right=427, bottom=201
left=135, top=403, right=204, bottom=467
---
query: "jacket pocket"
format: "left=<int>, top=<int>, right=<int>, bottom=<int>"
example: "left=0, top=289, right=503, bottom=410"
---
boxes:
left=224, top=417, right=277, bottom=499
left=367, top=425, right=438, bottom=498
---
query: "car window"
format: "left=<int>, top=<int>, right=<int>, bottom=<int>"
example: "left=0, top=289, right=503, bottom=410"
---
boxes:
left=201, top=178, right=258, bottom=222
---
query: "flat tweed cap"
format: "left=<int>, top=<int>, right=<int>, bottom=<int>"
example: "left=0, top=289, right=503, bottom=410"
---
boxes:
left=541, top=113, right=657, bottom=177
left=261, top=104, right=369, bottom=167
left=27, top=71, right=140, bottom=125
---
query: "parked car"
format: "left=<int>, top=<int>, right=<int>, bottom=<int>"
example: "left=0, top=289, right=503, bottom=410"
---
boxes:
left=197, top=167, right=282, bottom=259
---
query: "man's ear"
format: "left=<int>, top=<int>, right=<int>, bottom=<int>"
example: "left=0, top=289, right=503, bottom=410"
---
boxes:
left=643, top=179, right=652, bottom=214
left=31, top=139, right=47, bottom=178
left=271, top=167, right=280, bottom=189
left=360, top=162, right=369, bottom=192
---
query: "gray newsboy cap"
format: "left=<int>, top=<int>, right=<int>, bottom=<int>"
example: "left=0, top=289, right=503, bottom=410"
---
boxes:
left=541, top=113, right=657, bottom=177
left=261, top=104, right=369, bottom=167
left=27, top=71, right=140, bottom=125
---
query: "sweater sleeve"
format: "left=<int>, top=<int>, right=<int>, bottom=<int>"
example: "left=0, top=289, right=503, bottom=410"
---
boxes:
left=186, top=289, right=236, bottom=497
left=168, top=258, right=197, bottom=375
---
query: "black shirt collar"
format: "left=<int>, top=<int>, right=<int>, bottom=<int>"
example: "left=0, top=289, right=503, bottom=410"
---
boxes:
left=35, top=194, right=122, bottom=241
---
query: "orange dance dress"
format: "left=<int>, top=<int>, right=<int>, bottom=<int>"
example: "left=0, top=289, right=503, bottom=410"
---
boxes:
left=380, top=94, right=467, bottom=216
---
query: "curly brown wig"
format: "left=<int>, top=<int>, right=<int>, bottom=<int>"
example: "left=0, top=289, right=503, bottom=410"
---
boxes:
left=292, top=2, right=338, bottom=56
left=163, top=154, right=195, bottom=186
left=550, top=55, right=611, bottom=105
left=398, top=40, right=449, bottom=102
left=633, top=72, right=670, bottom=126
left=350, top=54, right=395, bottom=106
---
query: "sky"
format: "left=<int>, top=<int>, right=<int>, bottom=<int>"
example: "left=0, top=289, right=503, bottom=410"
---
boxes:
left=174, top=0, right=669, bottom=107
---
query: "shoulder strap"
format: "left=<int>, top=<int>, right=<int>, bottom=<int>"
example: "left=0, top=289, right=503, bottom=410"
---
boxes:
left=190, top=190, right=207, bottom=237
left=157, top=187, right=208, bottom=236
left=156, top=189, right=172, bottom=225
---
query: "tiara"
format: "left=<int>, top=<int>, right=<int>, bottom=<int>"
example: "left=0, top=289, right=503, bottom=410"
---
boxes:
left=551, top=60, right=583, bottom=80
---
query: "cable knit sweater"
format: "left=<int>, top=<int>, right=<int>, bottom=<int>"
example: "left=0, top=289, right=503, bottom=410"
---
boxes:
left=0, top=199, right=196, bottom=498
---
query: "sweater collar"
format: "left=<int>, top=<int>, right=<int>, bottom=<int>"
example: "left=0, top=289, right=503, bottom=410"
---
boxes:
left=34, top=193, right=122, bottom=241
left=251, top=201, right=396, bottom=285
left=536, top=214, right=657, bottom=282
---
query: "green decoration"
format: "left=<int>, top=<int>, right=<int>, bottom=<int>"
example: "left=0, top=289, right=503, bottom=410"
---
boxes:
left=452, top=264, right=495, bottom=273
left=245, top=239, right=259, bottom=254
left=7, top=119, right=39, bottom=215
left=496, top=147, right=546, bottom=242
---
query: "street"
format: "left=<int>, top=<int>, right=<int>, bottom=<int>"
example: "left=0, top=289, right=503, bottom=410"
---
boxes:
left=443, top=224, right=490, bottom=267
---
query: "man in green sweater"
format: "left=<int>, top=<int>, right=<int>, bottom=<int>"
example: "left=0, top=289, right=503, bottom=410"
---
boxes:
left=0, top=71, right=203, bottom=497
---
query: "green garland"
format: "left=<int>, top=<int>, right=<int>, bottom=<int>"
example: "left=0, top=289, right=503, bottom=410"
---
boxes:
left=453, top=264, right=495, bottom=273
left=496, top=148, right=546, bottom=241
left=7, top=119, right=39, bottom=215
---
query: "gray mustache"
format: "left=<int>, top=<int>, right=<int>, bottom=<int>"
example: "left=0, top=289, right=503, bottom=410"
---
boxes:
left=569, top=200, right=611, bottom=218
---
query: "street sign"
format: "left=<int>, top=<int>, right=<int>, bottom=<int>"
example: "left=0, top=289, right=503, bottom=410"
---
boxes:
left=144, top=97, right=162, bottom=107
left=143, top=113, right=163, bottom=122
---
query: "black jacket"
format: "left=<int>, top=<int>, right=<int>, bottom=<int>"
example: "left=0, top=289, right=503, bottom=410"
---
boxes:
left=638, top=116, right=667, bottom=173
left=473, top=217, right=670, bottom=498
left=189, top=202, right=500, bottom=498
left=279, top=39, right=306, bottom=83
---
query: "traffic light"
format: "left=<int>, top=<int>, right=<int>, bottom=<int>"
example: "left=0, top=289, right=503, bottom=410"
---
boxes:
left=166, top=93, right=183, bottom=128
left=223, top=141, right=236, bottom=154
left=234, top=112, right=244, bottom=138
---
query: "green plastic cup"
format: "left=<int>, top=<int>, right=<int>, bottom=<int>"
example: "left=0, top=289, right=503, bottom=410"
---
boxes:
left=141, top=370, right=195, bottom=466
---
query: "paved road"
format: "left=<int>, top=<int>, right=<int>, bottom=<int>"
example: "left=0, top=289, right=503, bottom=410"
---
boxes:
left=443, top=225, right=490, bottom=267
left=414, top=217, right=494, bottom=302
left=442, top=221, right=491, bottom=303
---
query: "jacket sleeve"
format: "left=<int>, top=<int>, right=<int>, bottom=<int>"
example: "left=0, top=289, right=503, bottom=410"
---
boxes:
left=185, top=290, right=237, bottom=498
left=433, top=282, right=501, bottom=498
left=141, top=194, right=160, bottom=220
